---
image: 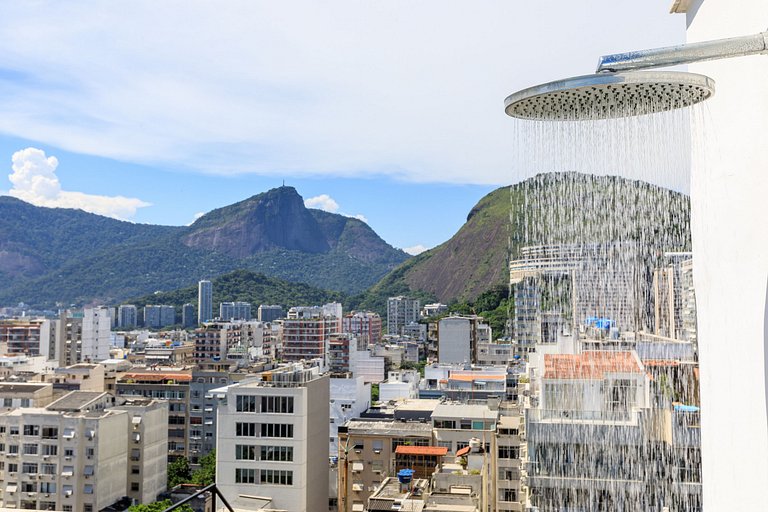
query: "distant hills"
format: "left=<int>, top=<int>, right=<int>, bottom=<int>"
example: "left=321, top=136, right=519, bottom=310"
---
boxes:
left=1, top=174, right=692, bottom=312
left=0, top=187, right=408, bottom=307
left=353, top=172, right=691, bottom=308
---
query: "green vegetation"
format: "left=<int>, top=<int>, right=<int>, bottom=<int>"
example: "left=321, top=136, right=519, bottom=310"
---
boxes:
left=352, top=172, right=691, bottom=307
left=132, top=269, right=346, bottom=315
left=167, top=456, right=192, bottom=489
left=0, top=187, right=408, bottom=307
left=190, top=450, right=216, bottom=486
left=371, top=383, right=380, bottom=402
left=129, top=499, right=192, bottom=512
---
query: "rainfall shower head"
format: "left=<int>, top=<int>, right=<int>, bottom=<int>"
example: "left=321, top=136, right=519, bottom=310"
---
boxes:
left=504, top=71, right=715, bottom=121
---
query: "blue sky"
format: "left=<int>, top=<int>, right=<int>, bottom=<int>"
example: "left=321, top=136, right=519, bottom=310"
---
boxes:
left=0, top=1, right=685, bottom=253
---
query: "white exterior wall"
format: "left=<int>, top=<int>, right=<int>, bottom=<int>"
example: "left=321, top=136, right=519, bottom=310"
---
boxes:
left=216, top=373, right=329, bottom=512
left=438, top=317, right=472, bottom=364
left=686, top=1, right=768, bottom=507
left=350, top=350, right=385, bottom=384
left=82, top=307, right=111, bottom=362
left=329, top=377, right=370, bottom=457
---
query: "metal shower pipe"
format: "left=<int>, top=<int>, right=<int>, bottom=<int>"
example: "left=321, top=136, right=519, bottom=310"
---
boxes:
left=596, top=30, right=768, bottom=73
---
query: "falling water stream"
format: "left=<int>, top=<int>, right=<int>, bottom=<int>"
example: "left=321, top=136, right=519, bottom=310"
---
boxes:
left=508, top=94, right=711, bottom=511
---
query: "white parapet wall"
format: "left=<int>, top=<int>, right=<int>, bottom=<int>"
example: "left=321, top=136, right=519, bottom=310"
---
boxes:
left=685, top=0, right=768, bottom=508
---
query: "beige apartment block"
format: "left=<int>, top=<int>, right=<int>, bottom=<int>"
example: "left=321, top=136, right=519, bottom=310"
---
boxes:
left=0, top=382, right=54, bottom=410
left=216, top=363, right=329, bottom=512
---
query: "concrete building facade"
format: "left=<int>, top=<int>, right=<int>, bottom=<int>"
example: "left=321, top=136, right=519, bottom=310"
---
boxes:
left=216, top=364, right=329, bottom=512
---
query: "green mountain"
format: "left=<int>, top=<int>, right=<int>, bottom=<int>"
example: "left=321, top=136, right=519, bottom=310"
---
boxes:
left=133, top=269, right=346, bottom=313
left=353, top=172, right=691, bottom=308
left=0, top=187, right=408, bottom=307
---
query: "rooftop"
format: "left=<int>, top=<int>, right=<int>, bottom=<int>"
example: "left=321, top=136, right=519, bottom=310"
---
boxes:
left=432, top=403, right=499, bottom=421
left=47, top=391, right=108, bottom=412
left=543, top=351, right=643, bottom=380
left=343, top=419, right=433, bottom=436
left=120, top=372, right=192, bottom=383
left=395, top=445, right=449, bottom=456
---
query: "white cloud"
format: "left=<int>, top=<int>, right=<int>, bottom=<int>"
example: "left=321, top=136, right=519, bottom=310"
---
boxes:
left=351, top=213, right=368, bottom=223
left=0, top=3, right=687, bottom=191
left=304, top=194, right=339, bottom=213
left=403, top=244, right=428, bottom=256
left=8, top=147, right=150, bottom=219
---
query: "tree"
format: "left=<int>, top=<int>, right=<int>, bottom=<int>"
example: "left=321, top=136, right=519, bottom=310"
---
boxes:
left=167, top=456, right=192, bottom=489
left=191, top=450, right=216, bottom=486
left=129, top=499, right=193, bottom=512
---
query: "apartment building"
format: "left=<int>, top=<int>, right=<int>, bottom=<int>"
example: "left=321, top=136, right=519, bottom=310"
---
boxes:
left=337, top=419, right=433, bottom=512
left=216, top=363, right=329, bottom=512
left=115, top=370, right=192, bottom=462
left=81, top=307, right=112, bottom=363
left=0, top=391, right=166, bottom=512
left=182, top=304, right=197, bottom=329
left=144, top=305, right=176, bottom=329
left=282, top=307, right=340, bottom=363
left=219, top=302, right=251, bottom=322
left=189, top=368, right=233, bottom=465
left=0, top=382, right=54, bottom=410
left=118, top=305, right=138, bottom=329
left=111, top=398, right=169, bottom=504
left=0, top=318, right=53, bottom=356
left=342, top=311, right=382, bottom=345
left=437, top=315, right=491, bottom=364
left=257, top=305, right=284, bottom=323
left=386, top=297, right=419, bottom=336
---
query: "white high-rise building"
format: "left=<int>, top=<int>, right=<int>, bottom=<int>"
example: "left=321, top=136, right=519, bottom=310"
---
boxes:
left=219, top=302, right=252, bottom=321
left=216, top=364, right=329, bottom=512
left=81, top=306, right=111, bottom=362
left=198, top=280, right=213, bottom=324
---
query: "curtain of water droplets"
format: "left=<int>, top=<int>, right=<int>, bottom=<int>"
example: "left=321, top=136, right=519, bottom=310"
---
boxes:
left=509, top=92, right=711, bottom=511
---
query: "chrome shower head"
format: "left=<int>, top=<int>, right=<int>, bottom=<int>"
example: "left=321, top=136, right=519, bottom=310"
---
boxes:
left=504, top=71, right=715, bottom=121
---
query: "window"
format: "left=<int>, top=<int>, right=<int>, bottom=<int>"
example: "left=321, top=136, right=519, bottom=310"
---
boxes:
left=84, top=504, right=93, bottom=512
left=498, top=446, right=519, bottom=459
left=10, top=426, right=19, bottom=435
left=23, top=425, right=39, bottom=436
left=260, top=446, right=293, bottom=462
left=64, top=448, right=74, bottom=457
left=83, top=484, right=93, bottom=494
left=372, top=440, right=383, bottom=453
left=260, top=469, right=293, bottom=485
left=61, top=466, right=74, bottom=477
left=8, top=444, right=18, bottom=454
left=130, top=449, right=140, bottom=461
left=22, top=462, right=38, bottom=474
left=372, top=460, right=384, bottom=473
left=260, top=423, right=293, bottom=438
left=235, top=468, right=256, bottom=484
left=261, top=396, right=294, bottom=413
left=21, top=482, right=36, bottom=493
left=353, top=440, right=364, bottom=450
left=41, top=464, right=57, bottom=475
left=503, top=489, right=518, bottom=502
left=62, top=428, right=75, bottom=440
left=131, top=466, right=140, bottom=475
left=236, top=422, right=257, bottom=437
left=40, top=482, right=57, bottom=493
left=235, top=395, right=257, bottom=412
left=41, top=427, right=58, bottom=439
left=235, top=445, right=256, bottom=460
left=85, top=448, right=94, bottom=458
left=130, top=482, right=140, bottom=491
left=3, top=398, right=12, bottom=407
left=63, top=506, right=73, bottom=512
left=84, top=466, right=94, bottom=476
left=23, top=444, right=38, bottom=455
left=433, top=420, right=455, bottom=429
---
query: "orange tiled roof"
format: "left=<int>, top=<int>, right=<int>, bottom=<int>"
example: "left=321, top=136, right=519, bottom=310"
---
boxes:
left=544, top=351, right=642, bottom=380
left=395, top=446, right=449, bottom=456
left=643, top=359, right=680, bottom=367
